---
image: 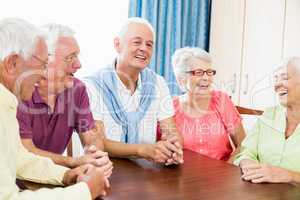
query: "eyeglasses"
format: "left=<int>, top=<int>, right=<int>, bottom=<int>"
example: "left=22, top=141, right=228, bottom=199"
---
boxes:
left=63, top=53, right=79, bottom=65
left=186, top=69, right=216, bottom=76
left=48, top=52, right=79, bottom=65
left=32, top=55, right=48, bottom=69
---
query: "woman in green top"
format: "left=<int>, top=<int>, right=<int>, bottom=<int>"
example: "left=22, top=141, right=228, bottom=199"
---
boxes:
left=234, top=57, right=300, bottom=185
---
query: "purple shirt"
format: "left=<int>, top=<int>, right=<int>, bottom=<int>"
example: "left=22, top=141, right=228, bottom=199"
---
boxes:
left=17, top=78, right=95, bottom=154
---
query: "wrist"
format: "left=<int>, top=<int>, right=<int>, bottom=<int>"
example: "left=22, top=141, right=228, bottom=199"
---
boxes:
left=68, top=157, right=77, bottom=168
left=136, top=144, right=145, bottom=158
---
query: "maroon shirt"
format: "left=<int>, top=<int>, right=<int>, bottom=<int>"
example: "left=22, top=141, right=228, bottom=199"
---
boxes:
left=17, top=78, right=95, bottom=154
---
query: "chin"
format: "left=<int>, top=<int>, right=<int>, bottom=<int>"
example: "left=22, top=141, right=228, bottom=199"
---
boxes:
left=131, top=61, right=149, bottom=70
left=65, top=80, right=74, bottom=89
left=279, top=100, right=287, bottom=107
left=194, top=89, right=211, bottom=96
left=20, top=88, right=35, bottom=101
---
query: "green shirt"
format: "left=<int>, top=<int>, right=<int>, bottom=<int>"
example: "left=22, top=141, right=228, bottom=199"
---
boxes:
left=234, top=105, right=300, bottom=172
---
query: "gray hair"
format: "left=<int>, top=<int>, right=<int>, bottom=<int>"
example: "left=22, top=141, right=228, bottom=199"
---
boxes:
left=0, top=18, right=43, bottom=61
left=118, top=17, right=155, bottom=41
left=172, top=47, right=212, bottom=77
left=41, top=23, right=75, bottom=57
left=275, top=57, right=300, bottom=73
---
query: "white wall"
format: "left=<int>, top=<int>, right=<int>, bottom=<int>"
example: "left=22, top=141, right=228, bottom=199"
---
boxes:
left=1, top=0, right=129, bottom=77
left=2, top=0, right=129, bottom=155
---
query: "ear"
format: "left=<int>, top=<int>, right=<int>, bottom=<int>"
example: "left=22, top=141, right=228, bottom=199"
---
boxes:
left=177, top=75, right=187, bottom=87
left=113, top=37, right=122, bottom=53
left=3, top=54, right=20, bottom=75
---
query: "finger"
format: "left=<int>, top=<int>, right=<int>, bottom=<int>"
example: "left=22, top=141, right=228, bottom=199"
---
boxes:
left=165, top=159, right=175, bottom=166
left=242, top=173, right=264, bottom=181
left=104, top=165, right=113, bottom=177
left=104, top=177, right=110, bottom=188
left=242, top=169, right=259, bottom=177
left=85, top=164, right=95, bottom=174
left=242, top=164, right=261, bottom=170
left=156, top=142, right=173, bottom=157
left=101, top=191, right=107, bottom=197
left=92, top=150, right=108, bottom=158
left=80, top=164, right=93, bottom=173
left=251, top=177, right=265, bottom=183
left=154, top=150, right=169, bottom=163
left=77, top=174, right=90, bottom=183
left=164, top=140, right=183, bottom=155
left=167, top=135, right=180, bottom=145
left=94, top=156, right=110, bottom=167
left=172, top=152, right=184, bottom=164
left=84, top=145, right=97, bottom=154
left=99, top=162, right=113, bottom=174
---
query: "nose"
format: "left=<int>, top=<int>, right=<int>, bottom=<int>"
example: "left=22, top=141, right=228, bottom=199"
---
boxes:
left=72, top=58, right=81, bottom=70
left=139, top=42, right=148, bottom=51
left=201, top=72, right=209, bottom=81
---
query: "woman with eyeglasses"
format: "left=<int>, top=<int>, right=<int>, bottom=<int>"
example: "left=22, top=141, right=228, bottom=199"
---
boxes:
left=171, top=47, right=246, bottom=162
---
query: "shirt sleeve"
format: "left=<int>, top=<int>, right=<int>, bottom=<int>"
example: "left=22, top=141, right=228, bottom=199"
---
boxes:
left=16, top=103, right=33, bottom=139
left=156, top=75, right=175, bottom=121
left=233, top=119, right=261, bottom=166
left=73, top=81, right=96, bottom=134
left=0, top=120, right=91, bottom=200
left=13, top=182, right=91, bottom=200
left=215, top=91, right=242, bottom=133
left=82, top=79, right=105, bottom=122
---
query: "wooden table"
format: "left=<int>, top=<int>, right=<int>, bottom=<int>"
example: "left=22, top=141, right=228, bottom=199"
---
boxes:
left=105, top=150, right=300, bottom=200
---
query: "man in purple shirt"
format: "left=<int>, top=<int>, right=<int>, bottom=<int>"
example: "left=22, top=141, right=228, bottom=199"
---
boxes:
left=17, top=24, right=112, bottom=177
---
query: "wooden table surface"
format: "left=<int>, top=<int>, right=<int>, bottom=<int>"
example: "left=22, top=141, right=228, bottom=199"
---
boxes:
left=105, top=150, right=300, bottom=200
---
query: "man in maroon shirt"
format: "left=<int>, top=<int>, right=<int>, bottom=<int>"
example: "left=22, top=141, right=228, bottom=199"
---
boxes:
left=17, top=24, right=112, bottom=177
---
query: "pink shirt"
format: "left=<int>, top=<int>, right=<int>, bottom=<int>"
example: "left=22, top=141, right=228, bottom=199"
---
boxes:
left=173, top=91, right=241, bottom=161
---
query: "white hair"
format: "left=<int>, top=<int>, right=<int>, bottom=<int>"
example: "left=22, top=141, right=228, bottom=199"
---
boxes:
left=118, top=17, right=155, bottom=41
left=0, top=18, right=43, bottom=61
left=172, top=47, right=212, bottom=77
left=41, top=23, right=75, bottom=56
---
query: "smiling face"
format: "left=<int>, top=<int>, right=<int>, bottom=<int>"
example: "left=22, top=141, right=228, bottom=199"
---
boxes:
left=46, top=36, right=80, bottom=93
left=181, top=57, right=215, bottom=96
left=274, top=60, right=300, bottom=107
left=114, top=23, right=154, bottom=71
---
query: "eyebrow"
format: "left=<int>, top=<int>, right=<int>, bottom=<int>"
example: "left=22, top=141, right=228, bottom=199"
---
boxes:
left=131, top=36, right=153, bottom=44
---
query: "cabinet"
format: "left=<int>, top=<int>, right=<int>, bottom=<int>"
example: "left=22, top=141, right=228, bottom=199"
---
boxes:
left=210, top=0, right=300, bottom=110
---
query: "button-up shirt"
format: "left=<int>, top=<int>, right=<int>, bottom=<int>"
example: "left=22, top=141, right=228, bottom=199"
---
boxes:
left=0, top=83, right=91, bottom=200
left=234, top=105, right=300, bottom=172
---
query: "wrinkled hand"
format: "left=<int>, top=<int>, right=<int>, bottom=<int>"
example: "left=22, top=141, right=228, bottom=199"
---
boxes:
left=63, top=164, right=94, bottom=186
left=82, top=145, right=113, bottom=178
left=77, top=166, right=110, bottom=199
left=239, top=159, right=258, bottom=174
left=137, top=140, right=183, bottom=164
left=241, top=163, right=292, bottom=183
left=161, top=134, right=184, bottom=165
left=161, top=134, right=183, bottom=165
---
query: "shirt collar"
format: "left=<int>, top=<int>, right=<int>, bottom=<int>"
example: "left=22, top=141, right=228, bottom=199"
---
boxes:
left=32, top=86, right=69, bottom=113
left=32, top=87, right=45, bottom=104
left=260, top=105, right=286, bottom=134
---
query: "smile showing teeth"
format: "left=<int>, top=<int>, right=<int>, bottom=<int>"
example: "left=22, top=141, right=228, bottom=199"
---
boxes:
left=278, top=92, right=287, bottom=96
left=198, top=85, right=209, bottom=89
left=135, top=55, right=146, bottom=60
